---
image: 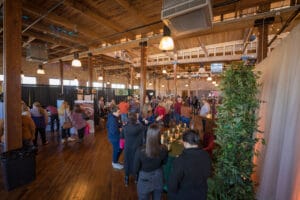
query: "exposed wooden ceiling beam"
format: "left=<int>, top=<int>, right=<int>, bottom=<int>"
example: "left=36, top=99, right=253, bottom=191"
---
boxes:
left=64, top=0, right=134, bottom=38
left=49, top=35, right=162, bottom=63
left=23, top=30, right=76, bottom=48
left=49, top=44, right=60, bottom=49
left=199, top=41, right=208, bottom=57
left=23, top=1, right=101, bottom=41
left=114, top=0, right=149, bottom=24
left=22, top=36, right=36, bottom=47
left=23, top=21, right=89, bottom=46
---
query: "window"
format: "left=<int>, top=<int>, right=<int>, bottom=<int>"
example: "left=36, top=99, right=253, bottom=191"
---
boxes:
left=133, top=85, right=139, bottom=89
left=22, top=76, right=37, bottom=85
left=63, top=79, right=78, bottom=86
left=0, top=75, right=37, bottom=85
left=49, top=78, right=60, bottom=85
left=111, top=83, right=125, bottom=89
left=93, top=82, right=103, bottom=87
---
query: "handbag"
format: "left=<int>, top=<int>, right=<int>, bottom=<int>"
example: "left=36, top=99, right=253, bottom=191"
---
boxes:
left=63, top=121, right=72, bottom=129
left=119, top=138, right=125, bottom=149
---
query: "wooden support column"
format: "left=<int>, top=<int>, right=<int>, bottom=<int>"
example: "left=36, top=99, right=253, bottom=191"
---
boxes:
left=257, top=3, right=270, bottom=63
left=102, top=68, right=105, bottom=91
left=88, top=53, right=93, bottom=87
left=140, top=41, right=147, bottom=108
left=153, top=71, right=157, bottom=94
left=158, top=78, right=161, bottom=96
left=167, top=79, right=170, bottom=95
left=3, top=0, right=22, bottom=151
left=257, top=23, right=268, bottom=63
left=59, top=59, right=64, bottom=95
left=130, top=66, right=134, bottom=89
left=173, top=62, right=177, bottom=97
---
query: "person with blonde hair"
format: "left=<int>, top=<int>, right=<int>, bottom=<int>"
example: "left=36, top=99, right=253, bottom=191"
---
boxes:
left=30, top=101, right=48, bottom=146
left=58, top=101, right=75, bottom=143
left=21, top=100, right=31, bottom=117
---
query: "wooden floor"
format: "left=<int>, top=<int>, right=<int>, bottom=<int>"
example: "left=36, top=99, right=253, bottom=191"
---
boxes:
left=0, top=116, right=208, bottom=200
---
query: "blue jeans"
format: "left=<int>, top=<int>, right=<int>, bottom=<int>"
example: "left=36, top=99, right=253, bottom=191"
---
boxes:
left=181, top=116, right=191, bottom=128
left=175, top=113, right=181, bottom=125
left=110, top=139, right=122, bottom=163
left=121, top=113, right=128, bottom=124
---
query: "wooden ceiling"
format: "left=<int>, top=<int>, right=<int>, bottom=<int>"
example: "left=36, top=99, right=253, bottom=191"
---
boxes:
left=1, top=0, right=300, bottom=73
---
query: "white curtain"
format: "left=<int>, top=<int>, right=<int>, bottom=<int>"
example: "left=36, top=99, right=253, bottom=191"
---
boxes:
left=254, top=23, right=300, bottom=200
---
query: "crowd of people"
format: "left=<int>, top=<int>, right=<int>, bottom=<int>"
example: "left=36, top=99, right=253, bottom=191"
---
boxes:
left=0, top=94, right=216, bottom=199
left=104, top=94, right=216, bottom=200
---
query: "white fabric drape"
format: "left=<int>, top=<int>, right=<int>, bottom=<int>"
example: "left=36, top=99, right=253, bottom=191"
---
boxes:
left=254, top=23, right=300, bottom=200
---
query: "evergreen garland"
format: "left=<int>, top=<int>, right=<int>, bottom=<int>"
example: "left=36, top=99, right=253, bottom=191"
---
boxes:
left=208, top=62, right=260, bottom=200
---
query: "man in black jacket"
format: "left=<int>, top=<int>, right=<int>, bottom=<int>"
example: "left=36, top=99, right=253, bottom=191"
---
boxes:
left=168, top=130, right=211, bottom=200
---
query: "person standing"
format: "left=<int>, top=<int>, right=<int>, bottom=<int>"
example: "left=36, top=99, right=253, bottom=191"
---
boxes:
left=46, top=105, right=60, bottom=133
left=106, top=106, right=123, bottom=170
left=118, top=99, right=129, bottom=125
left=70, top=104, right=87, bottom=143
left=174, top=97, right=183, bottom=124
left=122, top=112, right=145, bottom=186
left=134, top=124, right=168, bottom=200
left=199, top=99, right=211, bottom=132
left=30, top=102, right=49, bottom=146
left=58, top=101, right=75, bottom=143
left=168, top=130, right=211, bottom=200
left=180, top=102, right=193, bottom=127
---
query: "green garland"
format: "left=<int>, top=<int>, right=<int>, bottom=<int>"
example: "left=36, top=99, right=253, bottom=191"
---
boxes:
left=208, top=62, right=260, bottom=200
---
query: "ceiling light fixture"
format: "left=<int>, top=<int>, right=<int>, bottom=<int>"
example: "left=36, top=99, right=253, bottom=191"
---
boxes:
left=98, top=75, right=103, bottom=81
left=159, top=25, right=174, bottom=51
left=207, top=74, right=212, bottom=81
left=74, top=77, right=78, bottom=82
left=212, top=81, right=216, bottom=85
left=72, top=52, right=82, bottom=67
left=37, top=64, right=45, bottom=74
left=21, top=70, right=25, bottom=78
left=162, top=69, right=167, bottom=74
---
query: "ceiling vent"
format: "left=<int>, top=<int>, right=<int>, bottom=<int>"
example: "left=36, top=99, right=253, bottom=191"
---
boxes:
left=26, top=43, right=48, bottom=62
left=161, top=0, right=213, bottom=37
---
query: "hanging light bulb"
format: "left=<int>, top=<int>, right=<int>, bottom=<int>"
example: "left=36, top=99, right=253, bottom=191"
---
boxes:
left=106, top=81, right=110, bottom=85
left=74, top=77, right=78, bottom=81
left=21, top=70, right=25, bottom=78
left=159, top=26, right=174, bottom=51
left=215, top=83, right=219, bottom=87
left=72, top=52, right=82, bottom=67
left=212, top=81, right=216, bottom=85
left=149, top=82, right=152, bottom=86
left=162, top=69, right=167, bottom=74
left=37, top=64, right=45, bottom=74
left=207, top=74, right=212, bottom=81
left=161, top=84, right=165, bottom=88
left=177, top=75, right=181, bottom=79
left=98, top=75, right=103, bottom=81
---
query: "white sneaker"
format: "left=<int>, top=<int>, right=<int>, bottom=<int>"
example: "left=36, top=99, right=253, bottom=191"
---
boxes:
left=112, top=162, right=124, bottom=170
left=61, top=139, right=66, bottom=144
left=67, top=137, right=76, bottom=142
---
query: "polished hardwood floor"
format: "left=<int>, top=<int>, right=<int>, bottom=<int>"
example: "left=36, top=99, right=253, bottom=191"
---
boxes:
left=0, top=116, right=208, bottom=200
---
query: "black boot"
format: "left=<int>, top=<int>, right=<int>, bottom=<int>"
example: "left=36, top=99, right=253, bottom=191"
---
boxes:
left=125, top=175, right=129, bottom=186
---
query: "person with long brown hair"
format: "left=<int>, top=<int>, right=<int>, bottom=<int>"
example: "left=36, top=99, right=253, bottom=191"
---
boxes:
left=134, top=124, right=168, bottom=200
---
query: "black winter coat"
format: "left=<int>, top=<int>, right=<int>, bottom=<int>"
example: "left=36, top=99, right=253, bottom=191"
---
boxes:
left=168, top=148, right=211, bottom=200
left=122, top=123, right=145, bottom=175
